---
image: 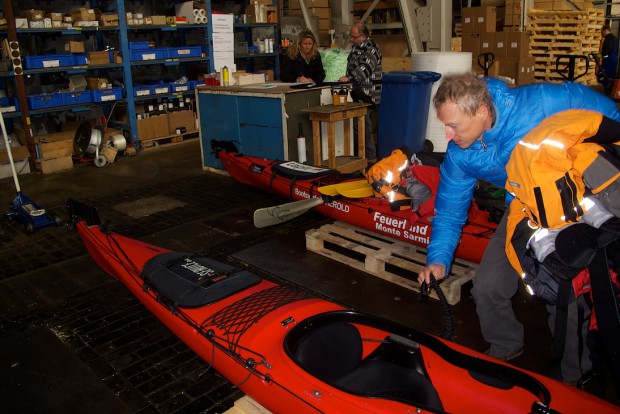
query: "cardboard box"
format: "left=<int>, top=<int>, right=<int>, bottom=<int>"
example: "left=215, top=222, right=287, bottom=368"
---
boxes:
left=87, top=77, right=110, bottom=90
left=98, top=13, right=119, bottom=27
left=137, top=114, right=170, bottom=141
left=462, top=33, right=481, bottom=56
left=47, top=12, right=63, bottom=21
left=35, top=156, right=73, bottom=174
left=65, top=41, right=85, bottom=53
left=0, top=158, right=30, bottom=179
left=168, top=110, right=196, bottom=134
left=70, top=8, right=96, bottom=22
left=493, top=31, right=507, bottom=59
left=257, top=69, right=274, bottom=81
left=498, top=57, right=535, bottom=85
left=382, top=57, right=411, bottom=72
left=474, top=6, right=496, bottom=33
left=88, top=51, right=110, bottom=66
left=149, top=15, right=167, bottom=25
left=479, top=32, right=493, bottom=54
left=0, top=144, right=30, bottom=163
left=517, top=56, right=536, bottom=85
left=24, top=9, right=45, bottom=21
left=506, top=31, right=530, bottom=59
left=461, top=8, right=476, bottom=33
left=35, top=130, right=75, bottom=160
left=233, top=73, right=265, bottom=85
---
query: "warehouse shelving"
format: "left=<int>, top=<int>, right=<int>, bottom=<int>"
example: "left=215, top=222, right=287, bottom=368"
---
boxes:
left=234, top=21, right=280, bottom=78
left=0, top=0, right=216, bottom=156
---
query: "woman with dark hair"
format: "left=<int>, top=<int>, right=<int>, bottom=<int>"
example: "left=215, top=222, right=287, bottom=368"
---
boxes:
left=280, top=29, right=325, bottom=84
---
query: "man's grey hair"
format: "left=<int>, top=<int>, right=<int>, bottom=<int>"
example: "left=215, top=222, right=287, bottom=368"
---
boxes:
left=433, top=73, right=494, bottom=116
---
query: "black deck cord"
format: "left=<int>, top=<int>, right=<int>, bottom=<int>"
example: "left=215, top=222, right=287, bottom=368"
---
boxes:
left=430, top=274, right=455, bottom=342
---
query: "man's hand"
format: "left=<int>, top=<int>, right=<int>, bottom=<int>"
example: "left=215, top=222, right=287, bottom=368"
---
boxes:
left=417, top=264, right=447, bottom=285
left=339, top=76, right=350, bottom=82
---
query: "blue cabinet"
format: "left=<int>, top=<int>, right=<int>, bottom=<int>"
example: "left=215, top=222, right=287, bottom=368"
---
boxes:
left=198, top=84, right=324, bottom=170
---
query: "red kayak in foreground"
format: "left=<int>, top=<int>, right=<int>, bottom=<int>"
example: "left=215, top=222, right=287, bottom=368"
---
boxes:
left=69, top=199, right=618, bottom=414
left=216, top=149, right=497, bottom=264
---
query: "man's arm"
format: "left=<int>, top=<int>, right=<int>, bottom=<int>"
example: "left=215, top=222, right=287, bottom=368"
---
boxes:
left=419, top=159, right=478, bottom=284
left=348, top=42, right=381, bottom=84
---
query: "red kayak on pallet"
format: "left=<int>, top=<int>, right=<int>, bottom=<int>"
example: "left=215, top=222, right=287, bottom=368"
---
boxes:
left=216, top=149, right=497, bottom=264
left=69, top=199, right=618, bottom=414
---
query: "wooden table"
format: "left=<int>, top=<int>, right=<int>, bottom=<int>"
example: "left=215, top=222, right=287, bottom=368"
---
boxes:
left=301, top=102, right=371, bottom=174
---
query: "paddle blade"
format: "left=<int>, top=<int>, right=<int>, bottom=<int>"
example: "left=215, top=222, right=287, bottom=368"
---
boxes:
left=338, top=185, right=374, bottom=198
left=318, top=184, right=340, bottom=196
left=318, top=180, right=372, bottom=198
left=254, top=197, right=325, bottom=228
left=336, top=180, right=374, bottom=198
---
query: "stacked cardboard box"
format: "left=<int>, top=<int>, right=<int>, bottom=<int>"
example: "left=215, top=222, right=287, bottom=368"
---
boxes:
left=136, top=103, right=198, bottom=144
left=504, top=0, right=523, bottom=31
left=288, top=0, right=331, bottom=46
left=33, top=130, right=75, bottom=174
left=460, top=6, right=535, bottom=85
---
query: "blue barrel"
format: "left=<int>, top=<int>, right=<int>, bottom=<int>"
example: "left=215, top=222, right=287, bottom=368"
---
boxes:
left=378, top=71, right=441, bottom=157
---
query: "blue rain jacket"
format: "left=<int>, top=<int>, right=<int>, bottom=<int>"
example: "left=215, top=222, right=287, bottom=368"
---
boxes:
left=427, top=78, right=620, bottom=269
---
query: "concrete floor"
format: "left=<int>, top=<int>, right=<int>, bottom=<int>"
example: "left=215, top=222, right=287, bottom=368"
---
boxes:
left=0, top=139, right=617, bottom=413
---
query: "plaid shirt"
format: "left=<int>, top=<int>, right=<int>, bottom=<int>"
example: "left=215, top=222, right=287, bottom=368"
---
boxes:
left=346, top=38, right=382, bottom=105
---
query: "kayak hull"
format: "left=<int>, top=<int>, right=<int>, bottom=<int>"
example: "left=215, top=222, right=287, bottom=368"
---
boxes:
left=73, top=212, right=618, bottom=414
left=217, top=151, right=496, bottom=264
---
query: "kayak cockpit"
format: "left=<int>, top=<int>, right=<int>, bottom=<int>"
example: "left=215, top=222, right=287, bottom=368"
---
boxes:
left=285, top=312, right=444, bottom=411
left=141, top=252, right=261, bottom=308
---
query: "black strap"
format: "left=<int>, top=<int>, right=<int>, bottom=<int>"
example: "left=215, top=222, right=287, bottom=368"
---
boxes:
left=550, top=278, right=571, bottom=379
left=588, top=247, right=620, bottom=396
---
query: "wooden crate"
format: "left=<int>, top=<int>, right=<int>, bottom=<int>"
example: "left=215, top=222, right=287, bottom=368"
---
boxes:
left=305, top=221, right=478, bottom=305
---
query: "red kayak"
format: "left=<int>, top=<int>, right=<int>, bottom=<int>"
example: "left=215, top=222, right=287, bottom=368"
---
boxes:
left=69, top=199, right=618, bottom=414
left=216, top=149, right=497, bottom=264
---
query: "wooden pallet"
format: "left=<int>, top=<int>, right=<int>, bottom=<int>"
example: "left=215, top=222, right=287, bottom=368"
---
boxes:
left=305, top=221, right=478, bottom=305
left=527, top=8, right=602, bottom=84
left=223, top=396, right=272, bottom=414
left=139, top=131, right=199, bottom=150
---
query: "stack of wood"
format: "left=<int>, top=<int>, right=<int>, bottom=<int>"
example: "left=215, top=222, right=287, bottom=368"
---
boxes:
left=527, top=7, right=604, bottom=84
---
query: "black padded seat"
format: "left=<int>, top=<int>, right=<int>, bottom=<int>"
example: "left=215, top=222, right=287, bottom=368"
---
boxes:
left=334, top=359, right=444, bottom=411
left=293, top=322, right=363, bottom=383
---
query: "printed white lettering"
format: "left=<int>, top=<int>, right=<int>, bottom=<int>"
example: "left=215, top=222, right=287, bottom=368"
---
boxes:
left=326, top=200, right=350, bottom=213
left=371, top=212, right=407, bottom=230
left=182, top=258, right=216, bottom=277
left=375, top=222, right=401, bottom=236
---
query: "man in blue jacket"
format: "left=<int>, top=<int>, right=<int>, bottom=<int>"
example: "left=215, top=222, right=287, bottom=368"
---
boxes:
left=417, top=73, right=620, bottom=384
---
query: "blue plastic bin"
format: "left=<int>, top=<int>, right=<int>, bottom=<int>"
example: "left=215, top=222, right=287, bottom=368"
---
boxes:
left=378, top=71, right=441, bottom=157
left=27, top=93, right=63, bottom=110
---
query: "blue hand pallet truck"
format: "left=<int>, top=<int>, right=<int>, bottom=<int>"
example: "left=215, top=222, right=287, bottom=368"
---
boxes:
left=1, top=111, right=61, bottom=233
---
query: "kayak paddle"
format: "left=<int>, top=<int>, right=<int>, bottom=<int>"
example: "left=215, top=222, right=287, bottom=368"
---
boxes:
left=254, top=197, right=325, bottom=228
left=254, top=181, right=373, bottom=228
